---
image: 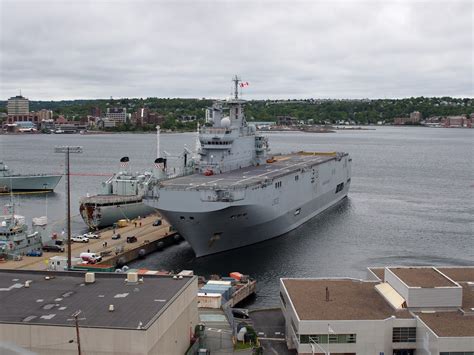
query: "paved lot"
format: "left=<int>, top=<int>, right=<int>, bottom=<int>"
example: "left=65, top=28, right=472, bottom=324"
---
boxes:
left=250, top=308, right=296, bottom=355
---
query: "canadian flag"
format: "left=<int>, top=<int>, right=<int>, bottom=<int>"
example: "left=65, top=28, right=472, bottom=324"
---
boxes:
left=239, top=82, right=249, bottom=88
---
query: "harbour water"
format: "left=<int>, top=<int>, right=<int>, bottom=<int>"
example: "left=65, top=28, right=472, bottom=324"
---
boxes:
left=1, top=127, right=472, bottom=307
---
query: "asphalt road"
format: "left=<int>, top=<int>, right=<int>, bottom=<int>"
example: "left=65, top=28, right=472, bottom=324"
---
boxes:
left=249, top=308, right=296, bottom=355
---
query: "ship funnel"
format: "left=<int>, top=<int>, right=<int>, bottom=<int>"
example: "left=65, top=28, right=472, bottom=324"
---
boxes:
left=119, top=157, right=130, bottom=172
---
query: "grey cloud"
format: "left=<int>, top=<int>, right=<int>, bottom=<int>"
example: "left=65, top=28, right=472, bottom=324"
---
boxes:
left=0, top=0, right=472, bottom=100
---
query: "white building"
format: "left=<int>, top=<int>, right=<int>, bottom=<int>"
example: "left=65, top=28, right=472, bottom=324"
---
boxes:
left=281, top=266, right=474, bottom=355
left=0, top=270, right=198, bottom=355
left=106, top=107, right=127, bottom=124
left=7, top=95, right=29, bottom=115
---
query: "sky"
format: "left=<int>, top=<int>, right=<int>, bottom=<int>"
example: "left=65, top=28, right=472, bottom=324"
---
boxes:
left=0, top=0, right=472, bottom=100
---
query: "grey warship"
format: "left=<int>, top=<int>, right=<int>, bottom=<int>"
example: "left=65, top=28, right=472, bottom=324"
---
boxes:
left=148, top=76, right=352, bottom=257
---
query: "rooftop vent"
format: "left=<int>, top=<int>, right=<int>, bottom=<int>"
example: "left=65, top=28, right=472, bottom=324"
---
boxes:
left=109, top=304, right=115, bottom=312
left=85, top=273, right=95, bottom=284
left=127, top=272, right=138, bottom=283
left=24, top=280, right=31, bottom=288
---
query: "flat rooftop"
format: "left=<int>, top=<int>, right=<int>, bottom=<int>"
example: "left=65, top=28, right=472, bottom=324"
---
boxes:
left=368, top=267, right=384, bottom=280
left=0, top=270, right=194, bottom=330
left=416, top=311, right=474, bottom=337
left=161, top=153, right=343, bottom=190
left=282, top=278, right=412, bottom=321
left=437, top=267, right=474, bottom=282
left=389, top=267, right=457, bottom=288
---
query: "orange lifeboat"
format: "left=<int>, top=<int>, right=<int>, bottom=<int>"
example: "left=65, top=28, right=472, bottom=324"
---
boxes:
left=204, top=169, right=214, bottom=176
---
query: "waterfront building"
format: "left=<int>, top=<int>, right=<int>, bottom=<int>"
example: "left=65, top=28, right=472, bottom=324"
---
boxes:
left=106, top=107, right=127, bottom=124
left=280, top=266, right=474, bottom=354
left=97, top=117, right=117, bottom=128
left=410, top=111, right=422, bottom=122
left=7, top=95, right=29, bottom=115
left=0, top=270, right=198, bottom=355
left=90, top=106, right=101, bottom=118
left=277, top=116, right=299, bottom=126
left=37, top=109, right=53, bottom=121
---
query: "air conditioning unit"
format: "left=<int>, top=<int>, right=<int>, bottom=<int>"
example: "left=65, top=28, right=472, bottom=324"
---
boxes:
left=85, top=272, right=95, bottom=284
left=127, top=272, right=138, bottom=283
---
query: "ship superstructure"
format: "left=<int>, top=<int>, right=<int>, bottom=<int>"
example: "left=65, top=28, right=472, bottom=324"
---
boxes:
left=147, top=76, right=352, bottom=257
left=0, top=204, right=43, bottom=258
left=79, top=158, right=157, bottom=229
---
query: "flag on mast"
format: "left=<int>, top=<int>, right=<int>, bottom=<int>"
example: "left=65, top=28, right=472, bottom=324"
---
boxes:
left=239, top=81, right=249, bottom=88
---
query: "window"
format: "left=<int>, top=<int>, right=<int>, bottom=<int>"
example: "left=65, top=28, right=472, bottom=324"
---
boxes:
left=335, top=182, right=344, bottom=193
left=392, top=327, right=416, bottom=343
left=300, top=333, right=356, bottom=344
left=295, top=175, right=299, bottom=181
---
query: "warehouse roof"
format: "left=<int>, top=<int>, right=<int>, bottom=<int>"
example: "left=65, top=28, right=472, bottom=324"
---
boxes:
left=416, top=311, right=474, bottom=337
left=389, top=267, right=457, bottom=288
left=437, top=267, right=474, bottom=282
left=282, top=278, right=412, bottom=321
left=0, top=270, right=195, bottom=330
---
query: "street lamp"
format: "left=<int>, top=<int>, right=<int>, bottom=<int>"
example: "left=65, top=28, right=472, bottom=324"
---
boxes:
left=54, top=146, right=83, bottom=270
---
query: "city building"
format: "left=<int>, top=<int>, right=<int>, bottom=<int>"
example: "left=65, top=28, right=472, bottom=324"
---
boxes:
left=7, top=95, right=29, bottom=115
left=97, top=117, right=117, bottom=128
left=280, top=266, right=474, bottom=355
left=277, top=116, right=299, bottom=126
left=90, top=106, right=101, bottom=118
left=106, top=107, right=127, bottom=125
left=37, top=109, right=53, bottom=121
left=444, top=115, right=471, bottom=128
left=410, top=111, right=422, bottom=122
left=0, top=270, right=198, bottom=355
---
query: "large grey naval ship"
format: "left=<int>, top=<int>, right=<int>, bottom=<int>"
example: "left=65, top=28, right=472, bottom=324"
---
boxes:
left=147, top=76, right=352, bottom=257
left=0, top=161, right=62, bottom=192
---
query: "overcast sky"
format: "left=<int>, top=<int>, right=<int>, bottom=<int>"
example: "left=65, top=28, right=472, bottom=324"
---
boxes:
left=0, top=0, right=472, bottom=100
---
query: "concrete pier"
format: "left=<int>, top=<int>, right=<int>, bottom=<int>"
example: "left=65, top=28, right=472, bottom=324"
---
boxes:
left=0, top=213, right=178, bottom=270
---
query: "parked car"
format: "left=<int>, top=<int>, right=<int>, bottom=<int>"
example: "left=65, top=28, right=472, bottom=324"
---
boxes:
left=83, top=232, right=100, bottom=239
left=42, top=245, right=65, bottom=253
left=26, top=249, right=43, bottom=257
left=126, top=236, right=137, bottom=243
left=79, top=252, right=102, bottom=263
left=152, top=219, right=162, bottom=226
left=111, top=233, right=121, bottom=240
left=72, top=235, right=89, bottom=243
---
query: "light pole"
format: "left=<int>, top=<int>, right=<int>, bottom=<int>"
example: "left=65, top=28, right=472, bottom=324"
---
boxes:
left=54, top=146, right=83, bottom=270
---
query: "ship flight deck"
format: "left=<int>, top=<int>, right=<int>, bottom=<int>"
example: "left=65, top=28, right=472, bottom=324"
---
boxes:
left=160, top=152, right=347, bottom=190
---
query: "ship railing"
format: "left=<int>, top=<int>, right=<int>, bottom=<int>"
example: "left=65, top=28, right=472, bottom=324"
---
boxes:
left=200, top=127, right=232, bottom=135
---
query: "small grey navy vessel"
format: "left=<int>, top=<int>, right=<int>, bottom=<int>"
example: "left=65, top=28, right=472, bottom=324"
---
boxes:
left=0, top=161, right=62, bottom=192
left=0, top=204, right=43, bottom=258
left=79, top=157, right=156, bottom=229
left=148, top=76, right=352, bottom=257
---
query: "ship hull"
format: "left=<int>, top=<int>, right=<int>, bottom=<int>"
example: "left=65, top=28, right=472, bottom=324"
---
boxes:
left=80, top=201, right=156, bottom=229
left=153, top=153, right=352, bottom=257
left=0, top=175, right=62, bottom=192
left=159, top=184, right=349, bottom=257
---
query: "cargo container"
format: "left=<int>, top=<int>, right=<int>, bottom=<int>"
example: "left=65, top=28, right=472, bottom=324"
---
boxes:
left=197, top=292, right=222, bottom=308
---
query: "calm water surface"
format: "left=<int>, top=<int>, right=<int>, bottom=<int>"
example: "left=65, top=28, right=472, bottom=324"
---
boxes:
left=1, top=127, right=473, bottom=307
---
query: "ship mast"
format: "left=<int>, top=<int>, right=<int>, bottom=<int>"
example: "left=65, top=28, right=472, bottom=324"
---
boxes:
left=156, top=125, right=161, bottom=159
left=233, top=75, right=240, bottom=99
